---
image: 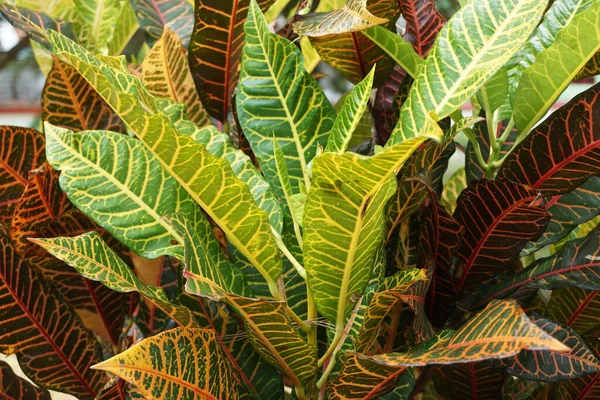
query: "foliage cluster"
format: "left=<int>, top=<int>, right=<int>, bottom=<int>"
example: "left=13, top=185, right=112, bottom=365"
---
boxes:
left=0, top=0, right=600, bottom=398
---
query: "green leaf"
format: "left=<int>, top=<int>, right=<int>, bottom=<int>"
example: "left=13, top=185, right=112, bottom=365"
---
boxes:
left=476, top=66, right=508, bottom=113
left=514, top=2, right=600, bottom=134
left=0, top=232, right=105, bottom=399
left=440, top=166, right=466, bottom=214
left=0, top=361, right=52, bottom=400
left=325, top=66, right=375, bottom=154
left=92, top=328, right=241, bottom=399
left=130, top=0, right=193, bottom=47
left=0, top=126, right=46, bottom=221
left=493, top=316, right=600, bottom=381
left=43, top=57, right=126, bottom=133
left=361, top=25, right=424, bottom=80
left=106, top=1, right=138, bottom=55
left=48, top=30, right=283, bottom=292
left=44, top=124, right=200, bottom=258
left=73, top=0, right=123, bottom=53
left=368, top=299, right=569, bottom=367
left=142, top=29, right=211, bottom=127
left=170, top=214, right=318, bottom=385
left=293, top=0, right=388, bottom=37
left=303, top=138, right=425, bottom=326
left=188, top=0, right=275, bottom=122
left=505, top=0, right=596, bottom=110
left=0, top=4, right=76, bottom=47
left=31, top=232, right=199, bottom=328
left=237, top=0, right=336, bottom=197
left=548, top=287, right=600, bottom=335
left=389, top=0, right=547, bottom=144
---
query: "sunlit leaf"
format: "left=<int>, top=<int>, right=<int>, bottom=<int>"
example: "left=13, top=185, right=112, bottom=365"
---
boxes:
left=0, top=232, right=105, bottom=399
left=494, top=316, right=600, bottom=381
left=440, top=166, right=466, bottom=214
left=293, top=0, right=388, bottom=37
left=389, top=0, right=547, bottom=144
left=93, top=328, right=241, bottom=399
left=73, top=0, right=124, bottom=53
left=188, top=0, right=274, bottom=122
left=304, top=139, right=425, bottom=325
left=31, top=232, right=199, bottom=328
left=325, top=67, right=375, bottom=154
left=513, top=2, right=600, bottom=134
left=368, top=300, right=569, bottom=367
left=142, top=29, right=211, bottom=127
left=106, top=1, right=138, bottom=55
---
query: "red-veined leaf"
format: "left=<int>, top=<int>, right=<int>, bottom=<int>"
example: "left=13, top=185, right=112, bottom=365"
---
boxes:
left=453, top=179, right=550, bottom=294
left=493, top=315, right=600, bottom=381
left=142, top=29, right=211, bottom=127
left=435, top=363, right=504, bottom=400
left=522, top=177, right=600, bottom=256
left=575, top=50, right=600, bottom=80
left=462, top=231, right=600, bottom=310
left=499, top=83, right=600, bottom=196
left=92, top=328, right=241, bottom=399
left=129, top=0, right=194, bottom=47
left=0, top=232, right=105, bottom=399
left=188, top=0, right=274, bottom=122
left=42, top=57, right=126, bottom=133
left=553, top=336, right=600, bottom=399
left=309, top=0, right=400, bottom=86
left=368, top=299, right=568, bottom=367
left=328, top=353, right=411, bottom=399
left=0, top=5, right=75, bottom=47
left=0, top=360, right=52, bottom=400
left=0, top=126, right=45, bottom=221
left=419, top=197, right=463, bottom=327
left=548, top=287, right=600, bottom=335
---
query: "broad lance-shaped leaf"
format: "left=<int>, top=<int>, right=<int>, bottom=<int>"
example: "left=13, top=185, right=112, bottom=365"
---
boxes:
left=400, top=0, right=445, bottom=58
left=329, top=354, right=411, bottom=399
left=170, top=214, right=318, bottom=386
left=44, top=124, right=201, bottom=259
left=355, top=268, right=428, bottom=353
left=130, top=0, right=193, bottom=47
left=0, top=232, right=105, bottom=399
left=462, top=231, right=600, bottom=310
left=161, top=99, right=283, bottom=233
left=504, top=0, right=596, bottom=110
left=142, top=29, right=210, bottom=127
left=436, top=363, right=504, bottom=400
left=548, top=287, right=600, bottom=335
left=73, top=0, right=123, bottom=53
left=493, top=316, right=600, bottom=381
left=325, top=67, right=375, bottom=154
left=441, top=166, right=466, bottom=214
left=106, top=1, right=138, bottom=56
left=420, top=198, right=463, bottom=327
left=554, top=337, right=600, bottom=399
left=93, top=328, right=241, bottom=399
left=237, top=0, right=335, bottom=198
left=0, top=126, right=45, bottom=220
left=0, top=360, right=52, bottom=400
left=514, top=1, right=600, bottom=134
left=30, top=232, right=198, bottom=328
left=389, top=0, right=547, bottom=144
left=368, top=299, right=569, bottom=367
left=309, top=0, right=400, bottom=86
left=576, top=49, right=600, bottom=80
left=522, top=177, right=600, bottom=256
left=499, top=83, right=600, bottom=196
left=188, top=0, right=274, bottom=122
left=303, top=138, right=425, bottom=325
left=361, top=26, right=424, bottom=80
left=49, top=30, right=283, bottom=289
left=453, top=179, right=550, bottom=293
left=293, top=0, right=388, bottom=37
left=43, top=57, right=126, bottom=133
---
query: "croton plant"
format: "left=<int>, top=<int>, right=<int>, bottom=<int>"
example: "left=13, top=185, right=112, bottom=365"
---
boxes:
left=0, top=0, right=599, bottom=398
